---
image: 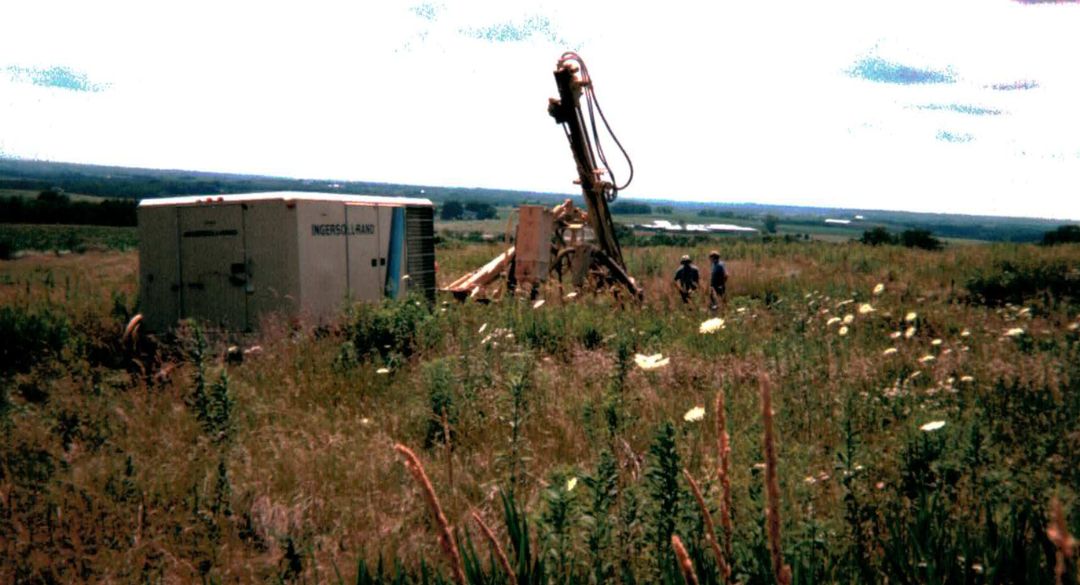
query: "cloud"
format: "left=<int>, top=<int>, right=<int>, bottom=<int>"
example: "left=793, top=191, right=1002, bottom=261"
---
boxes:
left=915, top=103, right=1004, bottom=116
left=459, top=15, right=566, bottom=44
left=410, top=2, right=441, bottom=21
left=847, top=56, right=955, bottom=85
left=4, top=65, right=106, bottom=92
left=988, top=80, right=1039, bottom=91
left=936, top=130, right=974, bottom=143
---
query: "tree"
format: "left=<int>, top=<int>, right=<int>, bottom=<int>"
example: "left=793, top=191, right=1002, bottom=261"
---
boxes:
left=859, top=226, right=896, bottom=246
left=464, top=201, right=497, bottom=220
left=899, top=228, right=943, bottom=251
left=1041, top=225, right=1080, bottom=246
left=440, top=200, right=464, bottom=220
left=763, top=214, right=779, bottom=234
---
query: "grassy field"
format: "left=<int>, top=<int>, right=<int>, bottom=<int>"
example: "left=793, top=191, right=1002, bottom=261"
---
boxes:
left=0, top=224, right=138, bottom=258
left=1, top=240, right=1079, bottom=583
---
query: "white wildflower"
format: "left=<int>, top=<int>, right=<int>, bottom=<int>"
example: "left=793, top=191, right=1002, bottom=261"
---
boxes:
left=1004, top=327, right=1025, bottom=337
left=931, top=338, right=942, bottom=346
left=920, top=420, right=946, bottom=432
left=566, top=477, right=578, bottom=491
left=858, top=303, right=875, bottom=315
left=532, top=299, right=546, bottom=309
left=634, top=353, right=670, bottom=371
left=838, top=326, right=849, bottom=336
left=843, top=313, right=855, bottom=325
left=699, top=318, right=725, bottom=334
left=683, top=406, right=706, bottom=422
left=905, top=311, right=918, bottom=322
left=882, top=347, right=898, bottom=356
left=826, top=316, right=841, bottom=326
left=376, top=367, right=391, bottom=375
left=918, top=355, right=935, bottom=363
left=873, top=283, right=885, bottom=295
left=478, top=323, right=488, bottom=334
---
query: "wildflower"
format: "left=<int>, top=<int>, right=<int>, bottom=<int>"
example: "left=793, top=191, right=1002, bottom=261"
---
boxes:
left=931, top=338, right=942, bottom=346
left=875, top=481, right=886, bottom=490
left=737, top=307, right=747, bottom=313
left=826, top=316, right=841, bottom=326
left=858, top=303, right=875, bottom=315
left=905, top=311, right=917, bottom=322
left=961, top=328, right=971, bottom=337
left=376, top=367, right=391, bottom=374
left=564, top=291, right=578, bottom=299
left=683, top=406, right=706, bottom=422
left=634, top=353, right=670, bottom=370
left=360, top=417, right=371, bottom=425
left=882, top=347, right=898, bottom=356
left=889, top=331, right=902, bottom=339
left=532, top=299, right=545, bottom=309
left=843, top=314, right=855, bottom=325
left=699, top=318, right=725, bottom=334
left=920, top=420, right=946, bottom=432
left=918, top=355, right=935, bottom=363
left=838, top=326, right=849, bottom=336
left=1069, top=323, right=1079, bottom=331
left=904, top=326, right=917, bottom=339
left=960, top=375, right=974, bottom=383
left=566, top=477, right=577, bottom=491
left=1004, top=327, right=1025, bottom=337
left=837, top=299, right=854, bottom=307
left=478, top=323, right=488, bottom=334
left=873, top=283, right=885, bottom=295
left=804, top=476, right=816, bottom=484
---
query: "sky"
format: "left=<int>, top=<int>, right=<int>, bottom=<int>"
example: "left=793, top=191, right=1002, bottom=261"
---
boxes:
left=1, top=0, right=1079, bottom=220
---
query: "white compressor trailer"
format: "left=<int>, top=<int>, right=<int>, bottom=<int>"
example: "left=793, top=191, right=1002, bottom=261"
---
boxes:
left=137, top=192, right=435, bottom=331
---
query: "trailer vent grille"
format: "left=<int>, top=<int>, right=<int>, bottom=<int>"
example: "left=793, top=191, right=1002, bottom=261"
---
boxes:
left=405, top=206, right=436, bottom=302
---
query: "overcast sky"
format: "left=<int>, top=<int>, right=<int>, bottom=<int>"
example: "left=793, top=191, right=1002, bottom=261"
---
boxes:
left=2, top=0, right=1079, bottom=219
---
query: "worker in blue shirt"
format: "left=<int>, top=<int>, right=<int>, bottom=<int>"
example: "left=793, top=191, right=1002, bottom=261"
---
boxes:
left=708, top=250, right=727, bottom=311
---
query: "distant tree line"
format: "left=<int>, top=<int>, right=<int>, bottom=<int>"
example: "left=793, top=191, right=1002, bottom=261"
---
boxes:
left=859, top=226, right=944, bottom=250
left=439, top=200, right=497, bottom=220
left=0, top=190, right=137, bottom=227
left=610, top=201, right=652, bottom=215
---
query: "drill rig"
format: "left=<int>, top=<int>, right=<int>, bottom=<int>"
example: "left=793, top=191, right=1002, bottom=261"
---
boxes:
left=441, top=52, right=642, bottom=300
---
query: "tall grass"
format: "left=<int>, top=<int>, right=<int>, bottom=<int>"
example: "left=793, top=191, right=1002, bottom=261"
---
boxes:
left=1, top=241, right=1078, bottom=582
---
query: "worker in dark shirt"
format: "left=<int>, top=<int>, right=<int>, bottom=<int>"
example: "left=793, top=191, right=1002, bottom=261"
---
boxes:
left=673, top=254, right=700, bottom=303
left=708, top=250, right=727, bottom=311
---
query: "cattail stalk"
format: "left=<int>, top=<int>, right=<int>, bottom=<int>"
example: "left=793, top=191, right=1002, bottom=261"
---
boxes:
left=672, top=534, right=700, bottom=585
left=471, top=510, right=517, bottom=585
left=760, top=375, right=792, bottom=585
left=1047, top=497, right=1076, bottom=585
left=684, top=469, right=729, bottom=580
left=393, top=443, right=466, bottom=585
left=442, top=409, right=454, bottom=495
left=715, top=388, right=734, bottom=567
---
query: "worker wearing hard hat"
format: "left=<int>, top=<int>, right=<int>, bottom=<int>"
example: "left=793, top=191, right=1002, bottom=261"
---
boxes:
left=708, top=250, right=728, bottom=311
left=673, top=254, right=700, bottom=304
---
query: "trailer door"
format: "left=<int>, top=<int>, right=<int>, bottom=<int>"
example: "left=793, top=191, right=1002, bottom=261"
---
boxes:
left=345, top=204, right=381, bottom=301
left=178, top=204, right=248, bottom=329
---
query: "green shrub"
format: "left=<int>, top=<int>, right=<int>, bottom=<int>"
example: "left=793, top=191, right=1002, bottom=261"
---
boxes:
left=0, top=305, right=71, bottom=374
left=347, top=295, right=434, bottom=360
left=966, top=259, right=1080, bottom=307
